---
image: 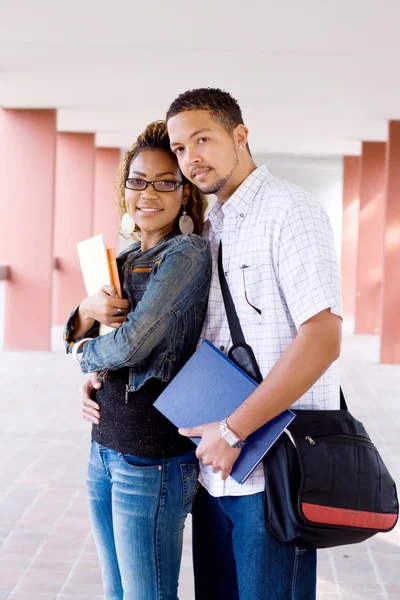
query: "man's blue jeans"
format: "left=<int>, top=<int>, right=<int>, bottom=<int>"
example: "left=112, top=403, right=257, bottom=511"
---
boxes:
left=87, top=440, right=198, bottom=600
left=192, top=484, right=317, bottom=600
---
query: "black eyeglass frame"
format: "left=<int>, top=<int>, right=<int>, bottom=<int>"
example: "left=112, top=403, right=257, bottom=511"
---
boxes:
left=240, top=264, right=262, bottom=315
left=124, top=178, right=185, bottom=192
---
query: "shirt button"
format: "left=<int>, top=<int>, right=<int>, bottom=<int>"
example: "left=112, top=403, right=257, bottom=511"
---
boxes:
left=224, top=271, right=228, bottom=276
left=220, top=346, right=225, bottom=351
left=240, top=213, right=245, bottom=218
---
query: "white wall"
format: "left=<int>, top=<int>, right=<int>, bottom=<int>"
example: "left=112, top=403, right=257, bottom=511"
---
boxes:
left=254, top=154, right=344, bottom=257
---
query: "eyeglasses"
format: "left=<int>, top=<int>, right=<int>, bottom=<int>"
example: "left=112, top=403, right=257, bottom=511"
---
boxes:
left=125, top=178, right=184, bottom=192
left=240, top=265, right=262, bottom=315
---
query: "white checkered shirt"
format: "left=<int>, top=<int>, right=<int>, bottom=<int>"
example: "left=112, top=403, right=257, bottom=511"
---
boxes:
left=199, top=165, right=342, bottom=497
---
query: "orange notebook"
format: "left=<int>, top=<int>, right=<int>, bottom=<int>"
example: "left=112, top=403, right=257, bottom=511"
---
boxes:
left=107, top=247, right=122, bottom=298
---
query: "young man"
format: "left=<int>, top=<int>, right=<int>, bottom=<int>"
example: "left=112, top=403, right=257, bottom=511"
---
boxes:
left=165, top=88, right=342, bottom=600
left=82, top=88, right=342, bottom=599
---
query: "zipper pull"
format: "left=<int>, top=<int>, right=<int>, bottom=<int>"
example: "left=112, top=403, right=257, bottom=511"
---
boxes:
left=305, top=436, right=316, bottom=445
left=125, top=384, right=129, bottom=404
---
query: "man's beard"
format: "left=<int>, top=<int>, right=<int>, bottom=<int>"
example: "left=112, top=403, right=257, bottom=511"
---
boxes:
left=197, top=151, right=239, bottom=196
left=199, top=175, right=231, bottom=196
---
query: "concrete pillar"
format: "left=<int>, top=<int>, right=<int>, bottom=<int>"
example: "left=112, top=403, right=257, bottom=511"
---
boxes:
left=380, top=122, right=400, bottom=363
left=0, top=109, right=56, bottom=350
left=355, top=142, right=386, bottom=335
left=52, top=133, right=95, bottom=325
left=93, top=148, right=120, bottom=250
left=341, top=156, right=360, bottom=316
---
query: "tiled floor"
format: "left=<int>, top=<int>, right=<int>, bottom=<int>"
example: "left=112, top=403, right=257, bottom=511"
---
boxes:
left=0, top=319, right=399, bottom=599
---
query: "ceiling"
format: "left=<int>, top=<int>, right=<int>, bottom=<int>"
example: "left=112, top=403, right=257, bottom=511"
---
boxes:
left=1, top=0, right=399, bottom=155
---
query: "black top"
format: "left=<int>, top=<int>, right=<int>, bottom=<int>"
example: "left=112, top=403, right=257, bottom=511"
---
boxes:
left=91, top=368, right=194, bottom=458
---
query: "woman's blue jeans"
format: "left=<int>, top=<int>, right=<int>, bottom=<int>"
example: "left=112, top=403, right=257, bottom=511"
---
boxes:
left=87, top=440, right=199, bottom=600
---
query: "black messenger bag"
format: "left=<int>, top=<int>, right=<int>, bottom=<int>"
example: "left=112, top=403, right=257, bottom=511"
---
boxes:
left=218, top=242, right=399, bottom=549
left=264, top=393, right=399, bottom=549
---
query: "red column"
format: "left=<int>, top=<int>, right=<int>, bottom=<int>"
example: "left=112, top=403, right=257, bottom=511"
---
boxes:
left=341, top=156, right=360, bottom=316
left=354, top=142, right=386, bottom=335
left=380, top=122, right=400, bottom=363
left=0, top=109, right=56, bottom=350
left=92, top=148, right=120, bottom=250
left=52, top=133, right=95, bottom=325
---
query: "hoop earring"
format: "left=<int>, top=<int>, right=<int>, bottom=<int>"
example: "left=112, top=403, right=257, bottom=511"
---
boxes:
left=179, top=204, right=194, bottom=234
left=121, top=212, right=135, bottom=235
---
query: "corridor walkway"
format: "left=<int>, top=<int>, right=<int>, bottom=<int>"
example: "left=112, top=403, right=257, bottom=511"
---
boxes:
left=0, top=319, right=399, bottom=599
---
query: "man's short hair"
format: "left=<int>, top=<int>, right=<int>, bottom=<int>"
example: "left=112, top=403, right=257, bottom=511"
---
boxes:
left=166, top=88, right=245, bottom=134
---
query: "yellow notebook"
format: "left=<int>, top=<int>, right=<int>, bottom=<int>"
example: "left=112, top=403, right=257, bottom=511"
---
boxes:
left=77, top=234, right=121, bottom=336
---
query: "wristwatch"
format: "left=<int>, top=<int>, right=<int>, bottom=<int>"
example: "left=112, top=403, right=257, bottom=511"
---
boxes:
left=220, top=418, right=247, bottom=449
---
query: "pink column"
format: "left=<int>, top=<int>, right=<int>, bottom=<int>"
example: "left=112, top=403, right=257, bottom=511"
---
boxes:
left=354, top=142, right=386, bottom=335
left=380, top=122, right=400, bottom=363
left=52, top=133, right=95, bottom=325
left=341, top=156, right=360, bottom=316
left=92, top=148, right=120, bottom=250
left=0, top=109, right=56, bottom=350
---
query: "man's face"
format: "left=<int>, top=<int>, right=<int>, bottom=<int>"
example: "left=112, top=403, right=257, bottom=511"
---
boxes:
left=167, top=110, right=240, bottom=197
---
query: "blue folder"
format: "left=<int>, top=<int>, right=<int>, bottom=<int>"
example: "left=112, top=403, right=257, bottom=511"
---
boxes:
left=154, top=340, right=296, bottom=484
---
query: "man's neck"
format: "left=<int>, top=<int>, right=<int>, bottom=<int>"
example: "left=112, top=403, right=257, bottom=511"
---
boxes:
left=217, top=159, right=258, bottom=203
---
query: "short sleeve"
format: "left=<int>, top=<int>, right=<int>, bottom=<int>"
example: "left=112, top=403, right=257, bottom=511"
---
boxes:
left=276, top=198, right=342, bottom=330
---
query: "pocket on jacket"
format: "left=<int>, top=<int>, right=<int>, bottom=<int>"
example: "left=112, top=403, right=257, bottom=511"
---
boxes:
left=124, top=261, right=155, bottom=291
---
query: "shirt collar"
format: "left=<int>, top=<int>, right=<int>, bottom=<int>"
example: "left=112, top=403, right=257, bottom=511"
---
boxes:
left=207, top=165, right=271, bottom=228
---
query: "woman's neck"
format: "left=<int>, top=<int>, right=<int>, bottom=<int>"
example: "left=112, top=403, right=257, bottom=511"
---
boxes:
left=140, top=225, right=176, bottom=251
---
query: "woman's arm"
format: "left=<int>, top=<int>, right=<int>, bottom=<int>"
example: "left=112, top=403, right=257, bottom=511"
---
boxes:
left=79, top=237, right=211, bottom=373
left=72, top=286, right=130, bottom=338
left=64, top=285, right=130, bottom=350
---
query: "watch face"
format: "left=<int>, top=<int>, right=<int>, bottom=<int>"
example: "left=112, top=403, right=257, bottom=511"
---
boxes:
left=223, top=430, right=239, bottom=447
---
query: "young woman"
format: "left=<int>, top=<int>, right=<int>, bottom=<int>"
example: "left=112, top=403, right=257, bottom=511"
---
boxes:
left=64, top=121, right=210, bottom=600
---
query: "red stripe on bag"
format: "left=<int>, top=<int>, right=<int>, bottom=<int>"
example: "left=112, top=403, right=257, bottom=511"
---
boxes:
left=302, top=503, right=398, bottom=530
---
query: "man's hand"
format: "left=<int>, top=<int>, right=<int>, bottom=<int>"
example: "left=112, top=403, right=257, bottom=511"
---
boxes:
left=179, top=422, right=241, bottom=480
left=81, top=372, right=102, bottom=425
left=80, top=286, right=130, bottom=329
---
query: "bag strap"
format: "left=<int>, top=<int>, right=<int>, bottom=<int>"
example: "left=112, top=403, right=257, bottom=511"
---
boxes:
left=217, top=241, right=246, bottom=346
left=218, top=241, right=348, bottom=411
left=340, top=388, right=347, bottom=410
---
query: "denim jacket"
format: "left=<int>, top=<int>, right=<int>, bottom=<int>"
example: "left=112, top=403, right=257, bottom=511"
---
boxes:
left=65, top=233, right=211, bottom=391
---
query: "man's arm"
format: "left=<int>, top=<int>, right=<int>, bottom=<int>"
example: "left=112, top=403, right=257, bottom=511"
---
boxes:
left=179, top=308, right=342, bottom=479
left=81, top=373, right=102, bottom=425
left=228, top=308, right=341, bottom=440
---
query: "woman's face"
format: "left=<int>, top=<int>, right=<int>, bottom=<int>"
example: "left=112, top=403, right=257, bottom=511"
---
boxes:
left=125, top=148, right=187, bottom=237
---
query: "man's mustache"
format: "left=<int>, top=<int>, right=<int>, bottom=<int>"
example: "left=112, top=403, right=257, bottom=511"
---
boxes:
left=191, top=167, right=211, bottom=178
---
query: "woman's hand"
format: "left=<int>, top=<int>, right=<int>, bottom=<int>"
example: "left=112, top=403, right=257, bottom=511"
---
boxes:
left=80, top=285, right=130, bottom=329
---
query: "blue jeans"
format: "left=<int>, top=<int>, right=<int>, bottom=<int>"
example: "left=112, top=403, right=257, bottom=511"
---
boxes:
left=192, top=484, right=316, bottom=600
left=87, top=441, right=199, bottom=600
